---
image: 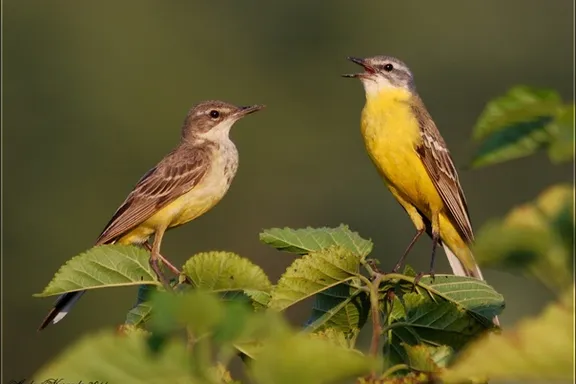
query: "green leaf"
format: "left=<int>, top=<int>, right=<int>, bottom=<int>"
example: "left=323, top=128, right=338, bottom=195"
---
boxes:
left=33, top=331, right=207, bottom=384
left=149, top=291, right=225, bottom=336
left=309, top=327, right=355, bottom=349
left=413, top=275, right=505, bottom=321
left=260, top=224, right=373, bottom=257
left=182, top=251, right=272, bottom=293
left=268, top=246, right=362, bottom=311
left=473, top=184, right=574, bottom=292
left=442, top=285, right=575, bottom=383
left=402, top=343, right=453, bottom=373
left=148, top=290, right=272, bottom=358
left=547, top=104, right=575, bottom=163
left=117, top=324, right=152, bottom=337
left=402, top=264, right=418, bottom=277
left=385, top=274, right=504, bottom=325
left=212, top=300, right=253, bottom=345
left=383, top=275, right=503, bottom=367
left=232, top=310, right=291, bottom=360
left=305, top=284, right=370, bottom=335
left=34, top=244, right=159, bottom=297
left=125, top=285, right=157, bottom=327
left=473, top=86, right=562, bottom=140
left=388, top=295, right=483, bottom=364
left=250, top=329, right=376, bottom=384
left=126, top=302, right=153, bottom=327
left=470, top=116, right=553, bottom=168
left=470, top=86, right=569, bottom=168
left=245, top=289, right=272, bottom=310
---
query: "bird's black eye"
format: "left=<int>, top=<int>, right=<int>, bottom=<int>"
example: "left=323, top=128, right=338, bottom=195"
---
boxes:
left=209, top=110, right=220, bottom=119
left=383, top=63, right=394, bottom=72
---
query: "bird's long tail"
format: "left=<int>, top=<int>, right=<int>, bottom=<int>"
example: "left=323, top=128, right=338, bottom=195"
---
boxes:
left=443, top=243, right=484, bottom=280
left=442, top=244, right=500, bottom=326
left=38, top=290, right=86, bottom=331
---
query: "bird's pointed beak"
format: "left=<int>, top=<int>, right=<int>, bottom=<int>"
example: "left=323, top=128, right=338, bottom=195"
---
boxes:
left=236, top=104, right=266, bottom=117
left=342, top=56, right=375, bottom=78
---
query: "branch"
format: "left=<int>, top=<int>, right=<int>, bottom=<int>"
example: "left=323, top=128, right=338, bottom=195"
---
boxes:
left=368, top=273, right=384, bottom=357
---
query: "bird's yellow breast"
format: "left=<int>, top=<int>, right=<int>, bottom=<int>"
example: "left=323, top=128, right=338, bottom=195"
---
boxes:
left=360, top=88, right=443, bottom=215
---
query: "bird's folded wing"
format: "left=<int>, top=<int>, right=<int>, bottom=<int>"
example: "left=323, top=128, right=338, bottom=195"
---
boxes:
left=95, top=147, right=211, bottom=245
left=410, top=100, right=474, bottom=244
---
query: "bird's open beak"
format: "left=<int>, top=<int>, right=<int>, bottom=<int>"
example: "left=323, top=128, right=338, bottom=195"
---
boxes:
left=236, top=104, right=266, bottom=117
left=342, top=56, right=375, bottom=78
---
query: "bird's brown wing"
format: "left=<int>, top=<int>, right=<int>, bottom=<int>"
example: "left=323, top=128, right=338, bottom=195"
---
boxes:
left=95, top=145, right=212, bottom=245
left=410, top=97, right=474, bottom=243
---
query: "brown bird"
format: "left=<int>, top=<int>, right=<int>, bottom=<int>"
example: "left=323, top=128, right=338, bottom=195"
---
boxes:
left=39, top=100, right=264, bottom=330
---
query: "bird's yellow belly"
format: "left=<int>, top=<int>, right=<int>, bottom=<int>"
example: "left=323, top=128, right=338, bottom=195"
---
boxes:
left=361, top=100, right=444, bottom=217
left=117, top=157, right=234, bottom=244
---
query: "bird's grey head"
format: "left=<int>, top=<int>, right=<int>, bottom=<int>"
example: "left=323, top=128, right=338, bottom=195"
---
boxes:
left=182, top=100, right=265, bottom=142
left=343, top=55, right=415, bottom=96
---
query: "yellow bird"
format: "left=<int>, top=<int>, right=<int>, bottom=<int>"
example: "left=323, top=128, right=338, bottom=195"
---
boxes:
left=343, top=55, right=486, bottom=282
left=39, top=100, right=264, bottom=330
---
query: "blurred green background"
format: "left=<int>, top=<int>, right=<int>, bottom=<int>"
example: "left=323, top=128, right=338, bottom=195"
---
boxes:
left=3, top=0, right=573, bottom=381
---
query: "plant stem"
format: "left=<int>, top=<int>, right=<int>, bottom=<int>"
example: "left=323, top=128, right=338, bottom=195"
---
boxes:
left=369, top=273, right=384, bottom=357
left=361, top=259, right=379, bottom=278
left=380, top=321, right=411, bottom=335
left=381, top=364, right=410, bottom=378
left=358, top=274, right=374, bottom=289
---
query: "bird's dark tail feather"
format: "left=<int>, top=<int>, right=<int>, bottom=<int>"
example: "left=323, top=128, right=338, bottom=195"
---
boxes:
left=38, top=290, right=86, bottom=331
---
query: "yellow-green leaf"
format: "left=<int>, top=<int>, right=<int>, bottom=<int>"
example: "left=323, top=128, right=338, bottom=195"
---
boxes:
left=150, top=290, right=225, bottom=336
left=34, top=331, right=203, bottom=384
left=402, top=344, right=453, bottom=373
left=305, top=284, right=370, bottom=335
left=470, top=86, right=569, bottom=168
left=268, top=246, right=362, bottom=311
left=34, top=244, right=159, bottom=297
left=182, top=251, right=272, bottom=293
left=547, top=104, right=575, bottom=163
left=442, top=285, right=575, bottom=383
left=260, top=224, right=373, bottom=257
left=309, top=327, right=355, bottom=349
left=473, top=86, right=562, bottom=140
left=473, top=184, right=574, bottom=292
left=251, top=329, right=376, bottom=384
left=383, top=275, right=503, bottom=367
left=125, top=284, right=156, bottom=327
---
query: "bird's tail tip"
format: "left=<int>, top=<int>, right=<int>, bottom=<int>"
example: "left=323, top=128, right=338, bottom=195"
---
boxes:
left=442, top=243, right=484, bottom=280
left=37, top=290, right=86, bottom=331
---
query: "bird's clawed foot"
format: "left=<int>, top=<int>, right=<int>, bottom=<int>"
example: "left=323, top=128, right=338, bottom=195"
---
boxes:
left=143, top=243, right=180, bottom=276
left=411, top=270, right=435, bottom=292
left=411, top=272, right=422, bottom=291
left=149, top=254, right=173, bottom=290
left=155, top=253, right=181, bottom=276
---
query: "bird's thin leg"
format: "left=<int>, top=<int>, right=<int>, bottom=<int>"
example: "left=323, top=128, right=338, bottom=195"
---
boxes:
left=392, top=228, right=425, bottom=273
left=428, top=214, right=441, bottom=281
left=143, top=242, right=180, bottom=276
left=413, top=219, right=440, bottom=287
left=149, top=228, right=172, bottom=289
left=428, top=230, right=440, bottom=280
